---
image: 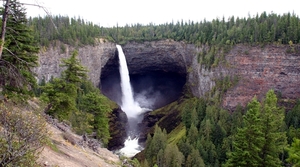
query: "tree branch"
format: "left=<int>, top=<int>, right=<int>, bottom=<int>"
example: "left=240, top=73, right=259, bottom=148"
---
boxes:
left=0, top=0, right=11, bottom=59
left=20, top=2, right=58, bottom=32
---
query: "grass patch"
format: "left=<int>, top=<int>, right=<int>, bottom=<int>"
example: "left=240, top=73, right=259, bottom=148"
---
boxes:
left=167, top=123, right=186, bottom=145
left=45, top=139, right=61, bottom=153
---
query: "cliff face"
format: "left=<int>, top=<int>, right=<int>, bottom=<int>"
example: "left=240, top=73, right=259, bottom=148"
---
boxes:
left=34, top=40, right=116, bottom=86
left=35, top=41, right=300, bottom=110
left=223, top=45, right=300, bottom=110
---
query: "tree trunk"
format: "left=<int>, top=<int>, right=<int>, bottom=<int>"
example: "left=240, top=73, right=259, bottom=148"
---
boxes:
left=0, top=0, right=11, bottom=59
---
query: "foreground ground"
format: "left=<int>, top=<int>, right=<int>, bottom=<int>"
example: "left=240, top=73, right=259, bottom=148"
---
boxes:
left=38, top=123, right=121, bottom=167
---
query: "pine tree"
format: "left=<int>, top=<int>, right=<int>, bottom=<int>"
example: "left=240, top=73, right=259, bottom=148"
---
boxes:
left=145, top=125, right=167, bottom=166
left=186, top=148, right=205, bottom=167
left=163, top=144, right=184, bottom=167
left=225, top=97, right=264, bottom=167
left=259, top=90, right=287, bottom=167
left=1, top=0, right=39, bottom=95
left=41, top=50, right=86, bottom=120
left=41, top=78, right=77, bottom=120
left=60, top=50, right=87, bottom=85
left=79, top=92, right=111, bottom=145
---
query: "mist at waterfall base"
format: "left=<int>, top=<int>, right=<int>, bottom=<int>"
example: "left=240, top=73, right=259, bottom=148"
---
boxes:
left=101, top=72, right=185, bottom=111
left=115, top=45, right=149, bottom=157
left=100, top=45, right=186, bottom=157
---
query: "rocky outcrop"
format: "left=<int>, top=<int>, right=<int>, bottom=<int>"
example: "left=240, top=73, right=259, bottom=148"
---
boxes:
left=108, top=108, right=128, bottom=150
left=222, top=45, right=300, bottom=110
left=34, top=40, right=115, bottom=86
left=101, top=40, right=195, bottom=79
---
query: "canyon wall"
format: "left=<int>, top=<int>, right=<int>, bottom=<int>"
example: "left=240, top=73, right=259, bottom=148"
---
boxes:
left=34, top=40, right=116, bottom=86
left=223, top=45, right=300, bottom=110
left=35, top=40, right=300, bottom=110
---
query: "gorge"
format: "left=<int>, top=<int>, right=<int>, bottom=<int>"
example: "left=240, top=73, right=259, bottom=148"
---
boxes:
left=34, top=40, right=300, bottom=152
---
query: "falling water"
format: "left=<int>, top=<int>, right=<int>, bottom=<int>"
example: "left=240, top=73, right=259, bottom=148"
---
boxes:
left=117, top=45, right=143, bottom=118
left=116, top=44, right=144, bottom=157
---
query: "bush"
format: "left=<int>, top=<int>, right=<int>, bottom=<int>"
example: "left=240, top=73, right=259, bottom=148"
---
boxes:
left=0, top=100, right=48, bottom=166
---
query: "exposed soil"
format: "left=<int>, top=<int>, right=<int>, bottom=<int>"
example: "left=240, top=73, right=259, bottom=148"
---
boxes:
left=38, top=124, right=121, bottom=167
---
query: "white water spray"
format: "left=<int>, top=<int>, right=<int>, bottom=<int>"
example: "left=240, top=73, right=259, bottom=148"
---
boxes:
left=119, top=137, right=141, bottom=157
left=117, top=45, right=143, bottom=118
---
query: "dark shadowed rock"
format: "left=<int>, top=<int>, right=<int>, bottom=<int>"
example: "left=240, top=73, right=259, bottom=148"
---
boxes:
left=108, top=108, right=128, bottom=151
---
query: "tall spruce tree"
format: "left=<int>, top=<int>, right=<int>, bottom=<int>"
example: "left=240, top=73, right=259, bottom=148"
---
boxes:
left=225, top=97, right=264, bottom=167
left=259, top=90, right=287, bottom=167
left=41, top=50, right=86, bottom=120
left=1, top=0, right=39, bottom=94
left=60, top=50, right=87, bottom=85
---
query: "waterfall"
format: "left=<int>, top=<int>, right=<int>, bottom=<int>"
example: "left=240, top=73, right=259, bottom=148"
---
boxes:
left=116, top=44, right=144, bottom=157
left=116, top=45, right=142, bottom=118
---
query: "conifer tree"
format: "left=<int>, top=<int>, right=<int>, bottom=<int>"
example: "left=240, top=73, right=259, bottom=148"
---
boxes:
left=41, top=78, right=77, bottom=120
left=41, top=50, right=86, bottom=120
left=163, top=144, right=184, bottom=167
left=186, top=148, right=205, bottom=167
left=60, top=50, right=87, bottom=85
left=1, top=0, right=39, bottom=94
left=145, top=125, right=167, bottom=166
left=225, top=97, right=264, bottom=167
left=259, top=90, right=287, bottom=167
left=79, top=92, right=111, bottom=145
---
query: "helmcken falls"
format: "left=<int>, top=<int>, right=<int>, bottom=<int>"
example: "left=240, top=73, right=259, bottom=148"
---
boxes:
left=117, top=45, right=143, bottom=118
left=116, top=45, right=148, bottom=157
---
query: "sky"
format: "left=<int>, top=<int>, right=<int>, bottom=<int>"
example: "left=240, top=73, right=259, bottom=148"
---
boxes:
left=22, top=0, right=299, bottom=27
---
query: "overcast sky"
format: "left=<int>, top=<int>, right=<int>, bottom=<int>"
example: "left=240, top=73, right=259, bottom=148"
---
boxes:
left=22, top=0, right=299, bottom=27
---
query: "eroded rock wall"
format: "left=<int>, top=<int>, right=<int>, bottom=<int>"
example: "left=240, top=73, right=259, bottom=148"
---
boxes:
left=222, top=45, right=300, bottom=110
left=34, top=41, right=116, bottom=86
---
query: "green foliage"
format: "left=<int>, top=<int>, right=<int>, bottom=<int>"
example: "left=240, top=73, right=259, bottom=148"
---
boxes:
left=60, top=50, right=87, bottom=84
left=41, top=51, right=113, bottom=145
left=225, top=90, right=287, bottom=167
left=259, top=90, right=287, bottom=167
left=163, top=144, right=184, bottom=167
left=145, top=125, right=167, bottom=166
left=186, top=148, right=205, bottom=167
left=41, top=78, right=77, bottom=120
left=286, top=100, right=300, bottom=129
left=29, top=12, right=300, bottom=48
left=0, top=0, right=39, bottom=97
left=287, top=138, right=300, bottom=167
left=285, top=100, right=300, bottom=145
left=225, top=97, right=264, bottom=167
left=28, top=15, right=101, bottom=47
left=79, top=92, right=111, bottom=145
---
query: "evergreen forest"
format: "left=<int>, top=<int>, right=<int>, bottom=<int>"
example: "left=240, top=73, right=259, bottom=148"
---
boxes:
left=0, top=0, right=300, bottom=166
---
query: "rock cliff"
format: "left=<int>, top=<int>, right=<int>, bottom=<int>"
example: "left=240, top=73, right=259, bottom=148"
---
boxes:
left=35, top=40, right=300, bottom=110
left=35, top=40, right=300, bottom=151
left=223, top=44, right=300, bottom=110
left=34, top=40, right=116, bottom=86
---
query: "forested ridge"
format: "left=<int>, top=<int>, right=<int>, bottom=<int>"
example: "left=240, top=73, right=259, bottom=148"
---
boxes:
left=29, top=11, right=300, bottom=47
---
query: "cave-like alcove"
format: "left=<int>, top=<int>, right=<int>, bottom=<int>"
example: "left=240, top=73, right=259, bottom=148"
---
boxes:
left=100, top=48, right=187, bottom=110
